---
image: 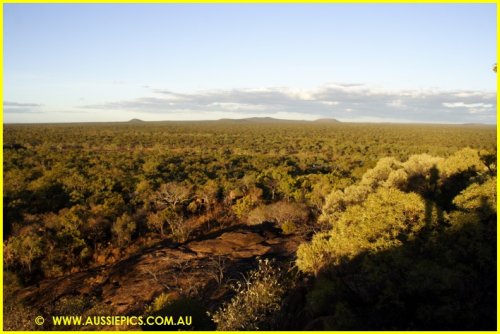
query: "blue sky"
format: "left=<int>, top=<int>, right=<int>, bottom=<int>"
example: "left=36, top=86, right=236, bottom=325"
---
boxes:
left=4, top=4, right=497, bottom=123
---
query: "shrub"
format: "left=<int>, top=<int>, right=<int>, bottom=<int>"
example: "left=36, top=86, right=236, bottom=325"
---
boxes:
left=298, top=188, right=428, bottom=275
left=232, top=195, right=256, bottom=219
left=211, top=259, right=286, bottom=330
left=438, top=147, right=486, bottom=179
left=4, top=229, right=44, bottom=273
left=297, top=150, right=496, bottom=329
left=112, top=213, right=136, bottom=246
left=281, top=220, right=297, bottom=235
left=164, top=209, right=190, bottom=242
left=247, top=201, right=308, bottom=233
left=452, top=177, right=496, bottom=214
left=146, top=210, right=167, bottom=236
left=144, top=292, right=172, bottom=314
left=359, top=157, right=401, bottom=189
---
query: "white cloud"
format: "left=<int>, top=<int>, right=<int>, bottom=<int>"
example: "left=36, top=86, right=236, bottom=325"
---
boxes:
left=387, top=99, right=405, bottom=108
left=208, top=102, right=270, bottom=111
left=321, top=101, right=339, bottom=106
left=442, top=102, right=493, bottom=108
left=442, top=102, right=494, bottom=115
left=80, top=83, right=496, bottom=124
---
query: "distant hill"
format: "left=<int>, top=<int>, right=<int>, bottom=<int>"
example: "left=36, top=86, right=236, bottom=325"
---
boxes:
left=218, top=117, right=287, bottom=123
left=313, top=118, right=340, bottom=123
left=217, top=117, right=341, bottom=123
left=461, top=123, right=493, bottom=126
left=123, top=117, right=345, bottom=124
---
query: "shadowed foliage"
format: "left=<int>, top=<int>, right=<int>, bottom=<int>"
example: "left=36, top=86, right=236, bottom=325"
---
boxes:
left=296, top=149, right=496, bottom=330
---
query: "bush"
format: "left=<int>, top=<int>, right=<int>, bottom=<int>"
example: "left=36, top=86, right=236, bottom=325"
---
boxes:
left=144, top=292, right=172, bottom=314
left=298, top=188, right=428, bottom=274
left=247, top=201, right=309, bottom=233
left=281, top=220, right=297, bottom=235
left=4, top=229, right=44, bottom=274
left=296, top=150, right=496, bottom=329
left=112, top=213, right=136, bottom=246
left=211, top=259, right=286, bottom=330
left=452, top=177, right=496, bottom=215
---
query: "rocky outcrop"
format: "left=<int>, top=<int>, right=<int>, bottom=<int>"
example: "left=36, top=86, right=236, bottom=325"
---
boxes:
left=187, top=231, right=270, bottom=258
left=15, top=224, right=303, bottom=325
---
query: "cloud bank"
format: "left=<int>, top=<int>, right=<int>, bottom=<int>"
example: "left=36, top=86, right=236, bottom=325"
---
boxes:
left=79, top=83, right=495, bottom=123
left=4, top=101, right=43, bottom=114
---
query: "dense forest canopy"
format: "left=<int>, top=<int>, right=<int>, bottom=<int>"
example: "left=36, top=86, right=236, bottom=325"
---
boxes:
left=2, top=121, right=497, bottom=330
left=297, top=148, right=496, bottom=329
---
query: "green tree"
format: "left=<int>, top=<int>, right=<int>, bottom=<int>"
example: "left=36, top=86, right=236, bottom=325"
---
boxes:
left=112, top=213, right=136, bottom=247
left=297, top=187, right=427, bottom=274
left=4, top=231, right=44, bottom=273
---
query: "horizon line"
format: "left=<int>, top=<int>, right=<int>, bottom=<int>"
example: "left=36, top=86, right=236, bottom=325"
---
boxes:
left=3, top=117, right=496, bottom=126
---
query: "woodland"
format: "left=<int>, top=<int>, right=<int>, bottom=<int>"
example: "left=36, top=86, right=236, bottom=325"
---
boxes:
left=3, top=120, right=497, bottom=330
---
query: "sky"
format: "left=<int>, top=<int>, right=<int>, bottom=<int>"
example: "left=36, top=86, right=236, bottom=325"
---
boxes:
left=4, top=4, right=497, bottom=124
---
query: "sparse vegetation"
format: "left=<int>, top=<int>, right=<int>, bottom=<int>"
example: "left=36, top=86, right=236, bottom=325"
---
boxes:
left=144, top=292, right=172, bottom=314
left=211, top=258, right=286, bottom=330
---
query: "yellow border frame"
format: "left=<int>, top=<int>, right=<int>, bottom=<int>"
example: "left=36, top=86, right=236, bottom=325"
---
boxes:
left=0, top=2, right=497, bottom=333
left=0, top=1, right=498, bottom=3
